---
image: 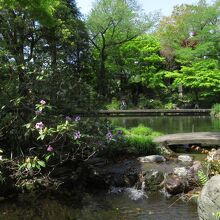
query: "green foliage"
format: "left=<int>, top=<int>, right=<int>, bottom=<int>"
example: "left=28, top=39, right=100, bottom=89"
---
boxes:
left=130, top=125, right=153, bottom=136
left=0, top=0, right=96, bottom=155
left=0, top=0, right=60, bottom=26
left=87, top=0, right=154, bottom=97
left=197, top=169, right=209, bottom=186
left=126, top=125, right=161, bottom=155
left=117, top=35, right=167, bottom=102
left=106, top=98, right=120, bottom=110
left=19, top=156, right=46, bottom=171
left=211, top=104, right=220, bottom=118
left=215, top=211, right=220, bottom=220
left=168, top=59, right=220, bottom=99
left=125, top=135, right=158, bottom=155
left=158, top=0, right=220, bottom=104
left=104, top=125, right=161, bottom=158
left=138, top=96, right=164, bottom=109
left=164, top=102, right=176, bottom=109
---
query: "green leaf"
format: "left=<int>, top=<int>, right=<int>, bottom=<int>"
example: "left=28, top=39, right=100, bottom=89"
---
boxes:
left=24, top=123, right=32, bottom=129
left=45, top=154, right=51, bottom=162
left=37, top=160, right=46, bottom=167
left=27, top=162, right=32, bottom=169
left=36, top=164, right=41, bottom=170
left=19, top=163, right=26, bottom=170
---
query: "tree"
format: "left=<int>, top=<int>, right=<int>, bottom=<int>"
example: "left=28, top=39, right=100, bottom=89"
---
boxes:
left=157, top=0, right=220, bottom=105
left=0, top=0, right=92, bottom=152
left=117, top=34, right=166, bottom=104
left=87, top=0, right=153, bottom=98
left=0, top=0, right=92, bottom=108
left=0, top=0, right=60, bottom=26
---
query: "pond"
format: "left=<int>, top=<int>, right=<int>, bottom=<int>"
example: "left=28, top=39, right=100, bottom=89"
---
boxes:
left=110, top=115, right=220, bottom=134
left=0, top=190, right=198, bottom=220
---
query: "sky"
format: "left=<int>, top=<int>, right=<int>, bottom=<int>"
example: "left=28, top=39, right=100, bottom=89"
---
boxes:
left=76, top=0, right=213, bottom=16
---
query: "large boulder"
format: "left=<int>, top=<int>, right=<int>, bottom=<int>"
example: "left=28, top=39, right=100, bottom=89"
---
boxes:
left=198, top=175, right=220, bottom=220
left=142, top=169, right=164, bottom=191
left=164, top=174, right=189, bottom=195
left=88, top=159, right=140, bottom=188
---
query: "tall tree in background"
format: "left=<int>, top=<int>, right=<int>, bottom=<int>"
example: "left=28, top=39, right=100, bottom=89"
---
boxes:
left=115, top=34, right=165, bottom=104
left=0, top=0, right=92, bottom=150
left=87, top=0, right=154, bottom=98
left=0, top=0, right=91, bottom=110
left=157, top=0, right=220, bottom=105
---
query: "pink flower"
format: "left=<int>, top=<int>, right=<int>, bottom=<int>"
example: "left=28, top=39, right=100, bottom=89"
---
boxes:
left=74, top=131, right=81, bottom=140
left=47, top=145, right=54, bottom=152
left=35, top=122, right=44, bottom=130
left=75, top=116, right=80, bottom=122
left=40, top=100, right=46, bottom=105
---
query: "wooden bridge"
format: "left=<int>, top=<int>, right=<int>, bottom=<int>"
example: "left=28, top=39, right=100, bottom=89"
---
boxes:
left=154, top=132, right=220, bottom=146
left=90, top=109, right=211, bottom=116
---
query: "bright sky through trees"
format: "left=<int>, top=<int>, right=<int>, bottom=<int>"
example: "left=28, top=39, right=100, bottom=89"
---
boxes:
left=76, top=0, right=213, bottom=16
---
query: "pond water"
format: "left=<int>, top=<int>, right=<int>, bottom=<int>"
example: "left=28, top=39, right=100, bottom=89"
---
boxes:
left=0, top=190, right=198, bottom=220
left=110, top=116, right=220, bottom=134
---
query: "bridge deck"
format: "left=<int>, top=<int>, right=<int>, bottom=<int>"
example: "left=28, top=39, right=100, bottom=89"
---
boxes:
left=154, top=132, right=220, bottom=146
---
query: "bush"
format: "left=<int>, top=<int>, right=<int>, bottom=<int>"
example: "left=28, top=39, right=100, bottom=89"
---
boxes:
left=106, top=98, right=120, bottom=110
left=211, top=103, right=220, bottom=118
left=138, top=96, right=163, bottom=109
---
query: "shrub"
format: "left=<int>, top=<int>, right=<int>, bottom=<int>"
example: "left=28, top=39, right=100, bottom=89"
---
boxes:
left=211, top=103, right=220, bottom=119
left=106, top=98, right=120, bottom=110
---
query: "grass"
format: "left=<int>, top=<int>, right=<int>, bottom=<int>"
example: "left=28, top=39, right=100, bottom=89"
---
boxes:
left=106, top=124, right=163, bottom=158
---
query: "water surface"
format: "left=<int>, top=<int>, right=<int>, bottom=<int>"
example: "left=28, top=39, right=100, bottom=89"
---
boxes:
left=0, top=190, right=198, bottom=220
left=110, top=116, right=220, bottom=134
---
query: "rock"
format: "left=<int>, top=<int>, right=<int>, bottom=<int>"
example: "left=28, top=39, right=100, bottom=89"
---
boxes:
left=207, top=148, right=220, bottom=161
left=158, top=144, right=174, bottom=155
left=138, top=155, right=166, bottom=163
left=85, top=157, right=108, bottom=167
left=143, top=170, right=164, bottom=191
left=173, top=167, right=188, bottom=177
left=178, top=155, right=193, bottom=163
left=213, top=149, right=220, bottom=160
left=89, top=159, right=140, bottom=188
left=198, top=175, right=220, bottom=220
left=189, top=161, right=202, bottom=177
left=164, top=174, right=188, bottom=195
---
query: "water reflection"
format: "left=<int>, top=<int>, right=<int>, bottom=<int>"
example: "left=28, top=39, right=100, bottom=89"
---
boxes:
left=110, top=116, right=220, bottom=134
left=0, top=191, right=198, bottom=220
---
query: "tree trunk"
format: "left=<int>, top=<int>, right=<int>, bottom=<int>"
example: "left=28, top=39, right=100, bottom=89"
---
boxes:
left=97, top=50, right=107, bottom=97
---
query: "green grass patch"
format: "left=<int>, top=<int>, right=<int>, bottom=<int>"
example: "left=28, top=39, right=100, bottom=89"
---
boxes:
left=104, top=124, right=163, bottom=158
left=130, top=125, right=153, bottom=136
